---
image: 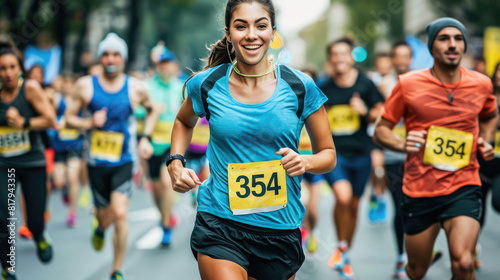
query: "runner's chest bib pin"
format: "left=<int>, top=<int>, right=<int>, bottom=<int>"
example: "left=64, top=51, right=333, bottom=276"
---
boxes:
left=328, top=105, right=360, bottom=136
left=0, top=127, right=30, bottom=157
left=423, top=125, right=473, bottom=171
left=89, top=130, right=124, bottom=162
left=228, top=160, right=287, bottom=215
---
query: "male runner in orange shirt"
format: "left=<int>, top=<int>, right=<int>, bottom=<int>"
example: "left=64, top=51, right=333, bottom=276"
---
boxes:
left=373, top=17, right=498, bottom=280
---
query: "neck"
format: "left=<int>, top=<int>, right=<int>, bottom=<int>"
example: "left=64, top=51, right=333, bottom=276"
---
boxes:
left=102, top=72, right=124, bottom=83
left=432, top=64, right=460, bottom=83
left=234, top=54, right=273, bottom=76
left=333, top=68, right=356, bottom=86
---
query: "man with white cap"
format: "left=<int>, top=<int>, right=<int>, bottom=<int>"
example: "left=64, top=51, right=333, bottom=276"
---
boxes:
left=65, top=33, right=158, bottom=280
left=374, top=17, right=498, bottom=280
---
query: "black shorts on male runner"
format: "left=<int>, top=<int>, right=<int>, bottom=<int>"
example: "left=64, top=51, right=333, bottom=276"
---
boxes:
left=191, top=212, right=305, bottom=280
left=54, top=149, right=83, bottom=163
left=147, top=149, right=170, bottom=180
left=87, top=162, right=133, bottom=208
left=401, top=185, right=482, bottom=235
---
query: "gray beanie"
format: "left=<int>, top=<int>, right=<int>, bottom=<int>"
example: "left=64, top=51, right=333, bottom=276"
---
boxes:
left=97, top=33, right=128, bottom=60
left=426, top=17, right=467, bottom=53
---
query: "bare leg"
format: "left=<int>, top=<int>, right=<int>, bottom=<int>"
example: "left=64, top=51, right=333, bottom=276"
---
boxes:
left=405, top=223, right=440, bottom=280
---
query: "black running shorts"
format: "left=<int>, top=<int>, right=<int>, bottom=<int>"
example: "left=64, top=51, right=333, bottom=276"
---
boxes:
left=191, top=212, right=305, bottom=280
left=402, top=185, right=482, bottom=235
left=87, top=162, right=133, bottom=208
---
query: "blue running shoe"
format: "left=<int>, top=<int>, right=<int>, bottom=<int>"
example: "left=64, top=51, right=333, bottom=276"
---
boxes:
left=161, top=227, right=172, bottom=247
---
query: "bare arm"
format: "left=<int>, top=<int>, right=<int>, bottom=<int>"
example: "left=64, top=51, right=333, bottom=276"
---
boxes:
left=135, top=81, right=159, bottom=136
left=367, top=102, right=384, bottom=123
left=168, top=97, right=202, bottom=192
left=479, top=109, right=499, bottom=143
left=301, top=106, right=337, bottom=174
left=373, top=116, right=405, bottom=152
left=65, top=77, right=93, bottom=129
left=22, top=79, right=56, bottom=130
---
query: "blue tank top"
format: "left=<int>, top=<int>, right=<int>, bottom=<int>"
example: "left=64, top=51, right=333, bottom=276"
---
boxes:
left=86, top=75, right=137, bottom=167
left=48, top=94, right=85, bottom=152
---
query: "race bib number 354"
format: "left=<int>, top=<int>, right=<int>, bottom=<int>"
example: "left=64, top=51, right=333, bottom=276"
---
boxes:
left=423, top=126, right=473, bottom=172
left=228, top=160, right=287, bottom=215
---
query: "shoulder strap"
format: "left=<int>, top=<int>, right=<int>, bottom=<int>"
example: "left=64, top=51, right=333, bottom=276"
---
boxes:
left=200, top=64, right=230, bottom=121
left=279, top=65, right=305, bottom=119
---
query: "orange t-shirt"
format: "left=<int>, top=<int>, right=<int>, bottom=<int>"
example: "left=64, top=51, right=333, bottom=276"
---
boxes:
left=381, top=67, right=497, bottom=198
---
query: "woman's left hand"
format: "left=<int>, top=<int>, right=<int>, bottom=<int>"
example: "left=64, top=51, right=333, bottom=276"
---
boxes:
left=276, top=148, right=307, bottom=177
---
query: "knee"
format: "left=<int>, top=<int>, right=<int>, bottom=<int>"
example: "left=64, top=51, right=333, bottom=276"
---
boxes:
left=112, top=207, right=127, bottom=221
left=406, top=262, right=427, bottom=280
left=451, top=253, right=473, bottom=274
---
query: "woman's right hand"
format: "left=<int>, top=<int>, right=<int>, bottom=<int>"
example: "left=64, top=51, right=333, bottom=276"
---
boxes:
left=168, top=162, right=202, bottom=193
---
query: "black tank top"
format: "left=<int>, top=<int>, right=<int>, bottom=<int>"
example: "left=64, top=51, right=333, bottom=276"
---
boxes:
left=0, top=81, right=46, bottom=168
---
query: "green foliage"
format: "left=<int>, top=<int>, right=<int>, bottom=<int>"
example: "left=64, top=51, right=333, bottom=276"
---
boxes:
left=431, top=0, right=500, bottom=34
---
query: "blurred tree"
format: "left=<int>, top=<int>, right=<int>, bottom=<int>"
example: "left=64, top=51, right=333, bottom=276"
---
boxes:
left=431, top=0, right=500, bottom=34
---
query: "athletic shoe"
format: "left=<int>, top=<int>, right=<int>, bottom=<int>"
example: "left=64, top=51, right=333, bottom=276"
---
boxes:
left=368, top=195, right=378, bottom=223
left=110, top=270, right=124, bottom=280
left=19, top=225, right=33, bottom=240
left=78, top=187, right=92, bottom=209
left=306, top=234, right=318, bottom=253
left=339, top=262, right=355, bottom=279
left=391, top=261, right=408, bottom=279
left=328, top=247, right=347, bottom=270
left=91, top=217, right=105, bottom=251
left=161, top=227, right=172, bottom=247
left=66, top=212, right=77, bottom=228
left=430, top=249, right=442, bottom=265
left=300, top=227, right=309, bottom=246
left=36, top=233, right=53, bottom=263
left=1, top=270, right=16, bottom=280
left=170, top=215, right=178, bottom=228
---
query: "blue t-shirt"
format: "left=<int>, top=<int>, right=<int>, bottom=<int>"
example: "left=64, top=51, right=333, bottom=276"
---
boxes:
left=187, top=63, right=327, bottom=230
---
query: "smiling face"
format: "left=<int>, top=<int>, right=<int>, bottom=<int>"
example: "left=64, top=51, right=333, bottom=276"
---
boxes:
left=328, top=42, right=354, bottom=75
left=431, top=27, right=465, bottom=69
left=225, top=2, right=275, bottom=67
left=0, top=53, right=21, bottom=89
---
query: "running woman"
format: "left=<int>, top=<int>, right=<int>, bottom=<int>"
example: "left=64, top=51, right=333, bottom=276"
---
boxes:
left=0, top=42, right=56, bottom=280
left=373, top=18, right=498, bottom=280
left=320, top=37, right=384, bottom=279
left=168, top=1, right=336, bottom=279
left=144, top=50, right=183, bottom=246
left=65, top=33, right=158, bottom=280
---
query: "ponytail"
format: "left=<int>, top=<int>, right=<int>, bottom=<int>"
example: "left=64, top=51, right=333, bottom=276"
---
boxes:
left=182, top=35, right=235, bottom=99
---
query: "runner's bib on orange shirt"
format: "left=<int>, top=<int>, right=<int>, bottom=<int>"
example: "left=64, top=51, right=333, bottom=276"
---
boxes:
left=0, top=127, right=30, bottom=157
left=151, top=121, right=174, bottom=145
left=328, top=105, right=360, bottom=136
left=423, top=126, right=473, bottom=172
left=228, top=160, right=287, bottom=215
left=89, top=130, right=124, bottom=162
left=494, top=130, right=500, bottom=158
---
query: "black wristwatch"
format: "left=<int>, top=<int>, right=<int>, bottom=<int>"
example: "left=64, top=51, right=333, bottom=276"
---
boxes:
left=166, top=154, right=186, bottom=167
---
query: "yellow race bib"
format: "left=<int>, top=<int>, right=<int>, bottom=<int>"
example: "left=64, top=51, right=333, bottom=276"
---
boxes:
left=298, top=128, right=312, bottom=152
left=228, top=160, right=287, bottom=215
left=328, top=105, right=360, bottom=136
left=423, top=126, right=473, bottom=171
left=89, top=130, right=124, bottom=162
left=393, top=124, right=406, bottom=140
left=58, top=128, right=80, bottom=141
left=191, top=125, right=210, bottom=146
left=0, top=127, right=31, bottom=157
left=495, top=130, right=500, bottom=158
left=151, top=121, right=174, bottom=145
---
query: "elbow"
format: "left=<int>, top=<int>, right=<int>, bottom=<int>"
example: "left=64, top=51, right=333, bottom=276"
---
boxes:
left=326, top=149, right=337, bottom=173
left=47, top=114, right=56, bottom=128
